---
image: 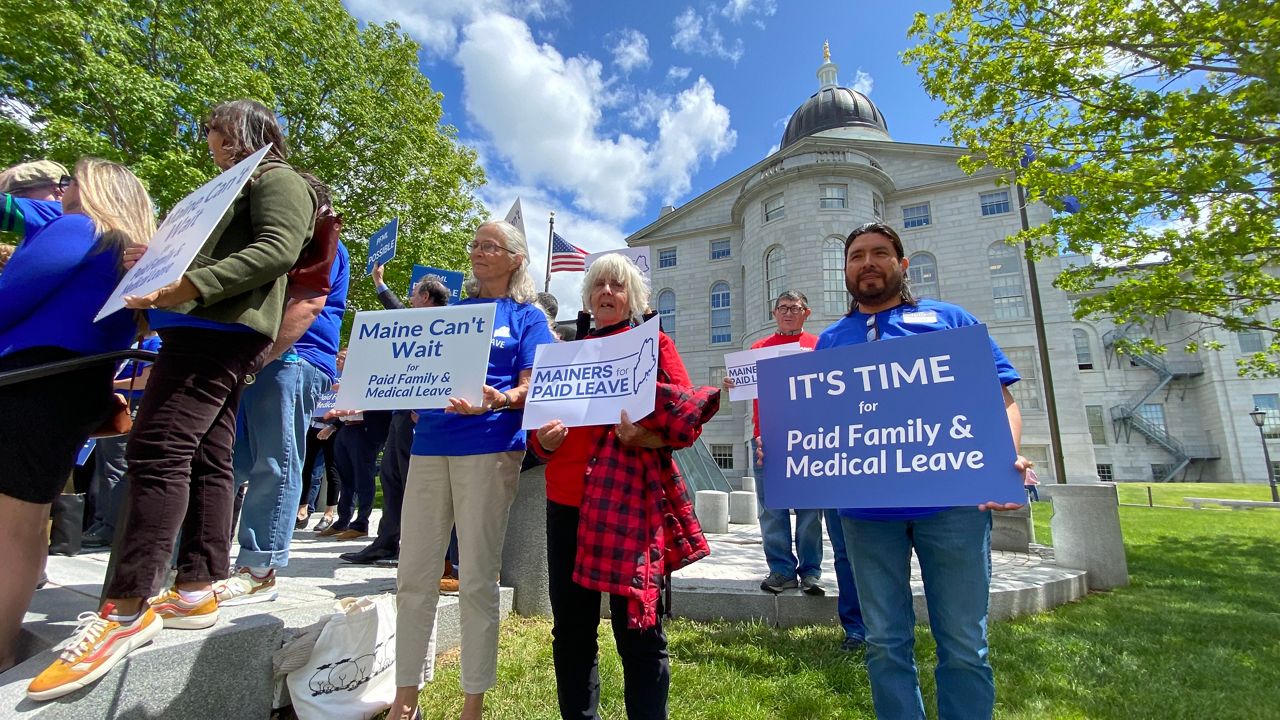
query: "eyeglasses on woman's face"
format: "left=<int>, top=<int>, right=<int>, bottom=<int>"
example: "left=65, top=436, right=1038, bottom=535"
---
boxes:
left=466, top=240, right=514, bottom=255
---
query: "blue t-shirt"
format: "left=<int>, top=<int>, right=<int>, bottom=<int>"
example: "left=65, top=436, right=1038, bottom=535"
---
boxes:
left=295, top=241, right=350, bottom=381
left=0, top=213, right=136, bottom=358
left=411, top=297, right=556, bottom=456
left=816, top=298, right=1021, bottom=522
left=148, top=309, right=256, bottom=334
left=1, top=195, right=62, bottom=241
left=115, top=334, right=163, bottom=399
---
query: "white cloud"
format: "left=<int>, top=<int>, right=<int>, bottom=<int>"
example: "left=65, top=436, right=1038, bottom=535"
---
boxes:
left=456, top=13, right=736, bottom=222
left=850, top=68, right=874, bottom=95
left=342, top=0, right=566, bottom=55
left=610, top=28, right=650, bottom=73
left=666, top=66, right=692, bottom=83
left=671, top=7, right=744, bottom=63
left=719, top=0, right=776, bottom=23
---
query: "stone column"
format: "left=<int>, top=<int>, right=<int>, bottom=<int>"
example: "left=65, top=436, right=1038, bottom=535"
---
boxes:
left=1041, top=482, right=1129, bottom=590
left=500, top=464, right=552, bottom=616
left=695, top=490, right=730, bottom=534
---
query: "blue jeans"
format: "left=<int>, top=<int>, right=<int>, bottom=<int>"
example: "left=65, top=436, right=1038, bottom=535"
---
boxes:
left=754, top=438, right=823, bottom=578
left=841, top=508, right=994, bottom=720
left=824, top=509, right=865, bottom=641
left=233, top=355, right=327, bottom=567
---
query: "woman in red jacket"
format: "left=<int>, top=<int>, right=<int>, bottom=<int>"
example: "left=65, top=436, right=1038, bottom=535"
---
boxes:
left=532, top=253, right=693, bottom=720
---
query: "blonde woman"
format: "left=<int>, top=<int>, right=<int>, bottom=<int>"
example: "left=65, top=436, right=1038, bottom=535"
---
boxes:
left=0, top=158, right=155, bottom=674
left=390, top=221, right=556, bottom=720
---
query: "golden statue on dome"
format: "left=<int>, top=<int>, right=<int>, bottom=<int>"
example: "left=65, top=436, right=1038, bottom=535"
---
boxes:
left=823, top=40, right=831, bottom=62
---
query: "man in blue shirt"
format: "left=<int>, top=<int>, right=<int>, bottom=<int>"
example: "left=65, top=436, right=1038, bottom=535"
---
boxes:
left=0, top=160, right=67, bottom=242
left=818, top=222, right=1028, bottom=720
left=218, top=238, right=350, bottom=606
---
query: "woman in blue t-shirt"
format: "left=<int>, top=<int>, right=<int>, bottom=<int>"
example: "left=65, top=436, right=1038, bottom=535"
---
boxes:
left=390, top=220, right=555, bottom=720
left=0, top=158, right=154, bottom=672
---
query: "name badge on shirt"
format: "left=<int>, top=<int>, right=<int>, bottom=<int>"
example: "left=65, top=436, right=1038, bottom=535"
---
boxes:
left=902, top=310, right=938, bottom=324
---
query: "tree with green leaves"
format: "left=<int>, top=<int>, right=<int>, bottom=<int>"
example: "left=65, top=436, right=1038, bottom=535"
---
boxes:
left=904, top=0, right=1279, bottom=375
left=0, top=0, right=486, bottom=324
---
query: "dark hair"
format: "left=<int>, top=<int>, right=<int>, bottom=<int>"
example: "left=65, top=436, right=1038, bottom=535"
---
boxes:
left=536, top=291, right=559, bottom=319
left=416, top=278, right=450, bottom=307
left=844, top=221, right=906, bottom=259
left=775, top=290, right=808, bottom=307
left=297, top=171, right=332, bottom=209
left=206, top=100, right=289, bottom=163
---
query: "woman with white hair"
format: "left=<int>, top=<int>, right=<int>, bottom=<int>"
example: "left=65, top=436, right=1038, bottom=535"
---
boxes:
left=531, top=253, right=702, bottom=720
left=390, top=220, right=555, bottom=720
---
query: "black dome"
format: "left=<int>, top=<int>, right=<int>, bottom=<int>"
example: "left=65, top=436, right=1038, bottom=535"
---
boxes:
left=780, top=86, right=889, bottom=149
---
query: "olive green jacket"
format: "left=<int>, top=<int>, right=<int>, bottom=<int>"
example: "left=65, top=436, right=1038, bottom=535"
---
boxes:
left=176, top=161, right=316, bottom=340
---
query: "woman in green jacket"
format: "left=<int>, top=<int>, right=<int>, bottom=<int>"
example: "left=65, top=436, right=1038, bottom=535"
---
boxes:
left=28, top=100, right=315, bottom=701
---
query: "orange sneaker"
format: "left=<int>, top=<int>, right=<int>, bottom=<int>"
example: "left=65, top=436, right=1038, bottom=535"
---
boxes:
left=149, top=589, right=219, bottom=630
left=27, top=605, right=162, bottom=701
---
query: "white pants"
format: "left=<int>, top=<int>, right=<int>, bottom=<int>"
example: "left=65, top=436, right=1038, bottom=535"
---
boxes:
left=395, top=451, right=523, bottom=692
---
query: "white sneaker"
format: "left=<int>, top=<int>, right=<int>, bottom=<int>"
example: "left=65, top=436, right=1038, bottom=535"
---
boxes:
left=214, top=568, right=278, bottom=607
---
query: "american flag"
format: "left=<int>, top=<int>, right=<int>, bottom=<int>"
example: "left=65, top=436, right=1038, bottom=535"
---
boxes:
left=549, top=232, right=589, bottom=272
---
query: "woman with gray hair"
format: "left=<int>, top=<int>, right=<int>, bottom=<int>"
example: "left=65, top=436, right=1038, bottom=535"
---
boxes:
left=530, top=253, right=696, bottom=720
left=390, top=220, right=555, bottom=720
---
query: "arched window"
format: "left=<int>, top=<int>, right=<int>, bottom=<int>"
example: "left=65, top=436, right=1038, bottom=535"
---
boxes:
left=710, top=282, right=732, bottom=344
left=765, top=247, right=786, bottom=318
left=988, top=241, right=1027, bottom=320
left=823, top=238, right=846, bottom=314
left=657, top=290, right=676, bottom=335
left=1073, top=329, right=1093, bottom=370
left=908, top=252, right=939, bottom=299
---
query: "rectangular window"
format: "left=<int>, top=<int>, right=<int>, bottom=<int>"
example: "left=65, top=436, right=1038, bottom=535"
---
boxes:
left=658, top=247, right=677, bottom=269
left=1238, top=330, right=1265, bottom=354
left=1151, top=463, right=1174, bottom=481
left=1022, top=445, right=1053, bottom=483
left=872, top=193, right=884, bottom=220
left=1004, top=347, right=1042, bottom=410
left=709, top=238, right=731, bottom=260
left=709, top=366, right=726, bottom=387
left=764, top=194, right=785, bottom=222
left=1096, top=463, right=1114, bottom=481
left=1253, top=393, right=1280, bottom=439
left=902, top=202, right=931, bottom=229
left=1086, top=405, right=1108, bottom=445
left=980, top=190, right=1011, bottom=216
left=1074, top=331, right=1094, bottom=370
left=820, top=184, right=848, bottom=209
left=711, top=444, right=734, bottom=470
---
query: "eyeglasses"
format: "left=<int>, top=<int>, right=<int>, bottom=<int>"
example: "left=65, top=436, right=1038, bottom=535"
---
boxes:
left=56, top=175, right=74, bottom=191
left=865, top=314, right=879, bottom=342
left=466, top=240, right=514, bottom=255
left=199, top=122, right=211, bottom=139
left=773, top=305, right=807, bottom=316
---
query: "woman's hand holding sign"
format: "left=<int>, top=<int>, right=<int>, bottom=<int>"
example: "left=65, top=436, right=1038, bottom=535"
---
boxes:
left=446, top=385, right=506, bottom=415
left=978, top=454, right=1030, bottom=512
left=536, top=420, right=569, bottom=452
left=123, top=277, right=201, bottom=310
left=615, top=410, right=664, bottom=448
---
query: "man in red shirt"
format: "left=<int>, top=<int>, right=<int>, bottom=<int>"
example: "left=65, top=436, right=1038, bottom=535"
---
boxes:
left=731, top=290, right=865, bottom=650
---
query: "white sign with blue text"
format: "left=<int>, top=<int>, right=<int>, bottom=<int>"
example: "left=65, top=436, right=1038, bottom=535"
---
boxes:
left=364, top=218, right=399, bottom=275
left=95, top=144, right=272, bottom=322
left=336, top=304, right=496, bottom=411
left=522, top=315, right=660, bottom=429
left=724, top=345, right=808, bottom=402
left=584, top=247, right=652, bottom=283
left=757, top=324, right=1022, bottom=509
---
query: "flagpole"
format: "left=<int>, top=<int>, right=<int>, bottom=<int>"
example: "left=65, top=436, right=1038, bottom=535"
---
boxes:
left=544, top=211, right=555, bottom=293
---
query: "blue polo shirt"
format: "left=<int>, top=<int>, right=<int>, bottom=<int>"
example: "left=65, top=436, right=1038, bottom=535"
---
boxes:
left=816, top=298, right=1020, bottom=522
left=1, top=194, right=62, bottom=241
left=294, top=241, right=349, bottom=381
left=411, top=297, right=555, bottom=456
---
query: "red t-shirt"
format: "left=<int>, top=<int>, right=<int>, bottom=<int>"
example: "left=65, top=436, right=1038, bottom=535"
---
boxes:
left=543, top=325, right=692, bottom=507
left=751, top=331, right=818, bottom=438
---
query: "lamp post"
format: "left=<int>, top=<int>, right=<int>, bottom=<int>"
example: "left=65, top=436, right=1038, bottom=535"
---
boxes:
left=1249, top=407, right=1279, bottom=503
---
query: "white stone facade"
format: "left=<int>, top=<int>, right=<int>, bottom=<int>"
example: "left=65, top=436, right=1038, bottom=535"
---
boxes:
left=626, top=134, right=1280, bottom=486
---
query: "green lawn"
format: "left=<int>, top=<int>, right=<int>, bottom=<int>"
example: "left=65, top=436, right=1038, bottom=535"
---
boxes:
left=1110, top=481, right=1275, bottom=508
left=411, top=501, right=1279, bottom=719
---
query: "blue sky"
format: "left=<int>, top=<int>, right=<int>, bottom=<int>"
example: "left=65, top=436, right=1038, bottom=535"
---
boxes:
left=342, top=0, right=954, bottom=312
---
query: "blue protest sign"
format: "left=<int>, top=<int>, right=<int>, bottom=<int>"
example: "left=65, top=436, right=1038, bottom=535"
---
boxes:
left=757, top=324, right=1022, bottom=509
left=410, top=264, right=464, bottom=304
left=75, top=439, right=97, bottom=467
left=365, top=218, right=399, bottom=276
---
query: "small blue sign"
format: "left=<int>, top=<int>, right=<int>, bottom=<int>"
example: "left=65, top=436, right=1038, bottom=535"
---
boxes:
left=757, top=324, right=1022, bottom=509
left=409, top=264, right=464, bottom=304
left=75, top=439, right=97, bottom=467
left=365, top=218, right=399, bottom=276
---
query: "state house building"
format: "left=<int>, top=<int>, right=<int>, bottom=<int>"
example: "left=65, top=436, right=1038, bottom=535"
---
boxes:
left=624, top=48, right=1279, bottom=486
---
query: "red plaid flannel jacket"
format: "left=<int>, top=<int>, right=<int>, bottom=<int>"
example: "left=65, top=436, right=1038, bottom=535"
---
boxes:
left=572, top=383, right=720, bottom=629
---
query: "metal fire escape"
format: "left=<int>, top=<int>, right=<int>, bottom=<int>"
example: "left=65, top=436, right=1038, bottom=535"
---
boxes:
left=1103, top=327, right=1220, bottom=481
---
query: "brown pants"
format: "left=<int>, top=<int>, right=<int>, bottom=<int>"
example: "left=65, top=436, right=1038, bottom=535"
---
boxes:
left=107, top=327, right=270, bottom=598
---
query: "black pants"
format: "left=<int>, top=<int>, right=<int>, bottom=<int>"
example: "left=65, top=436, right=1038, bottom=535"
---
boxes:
left=108, top=327, right=270, bottom=597
left=333, top=412, right=390, bottom=533
left=547, top=500, right=669, bottom=720
left=300, top=425, right=340, bottom=509
left=369, top=411, right=412, bottom=551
